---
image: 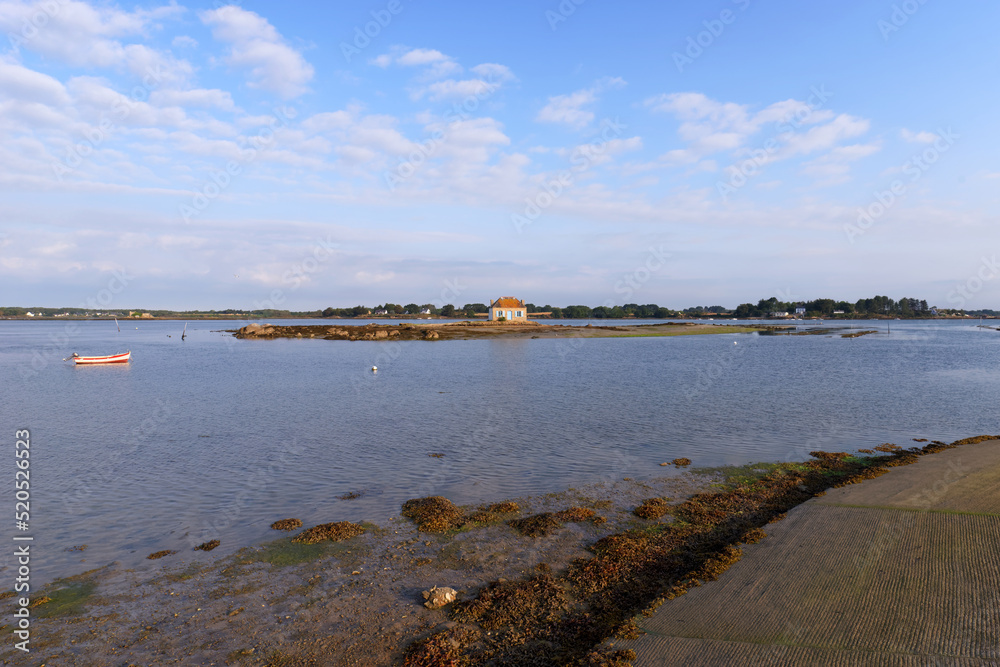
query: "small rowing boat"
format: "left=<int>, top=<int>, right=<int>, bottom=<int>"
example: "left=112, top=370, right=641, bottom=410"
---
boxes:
left=71, top=351, right=131, bottom=365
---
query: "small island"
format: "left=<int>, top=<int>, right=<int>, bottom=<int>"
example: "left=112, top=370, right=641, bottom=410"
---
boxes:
left=231, top=320, right=790, bottom=342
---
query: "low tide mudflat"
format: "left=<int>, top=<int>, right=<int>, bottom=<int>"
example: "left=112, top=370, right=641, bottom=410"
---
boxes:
left=8, top=436, right=997, bottom=666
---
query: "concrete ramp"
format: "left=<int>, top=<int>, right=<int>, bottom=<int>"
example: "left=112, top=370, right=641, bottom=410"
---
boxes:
left=625, top=441, right=1000, bottom=666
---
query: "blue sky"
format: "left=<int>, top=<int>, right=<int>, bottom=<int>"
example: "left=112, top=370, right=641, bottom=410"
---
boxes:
left=2, top=0, right=998, bottom=311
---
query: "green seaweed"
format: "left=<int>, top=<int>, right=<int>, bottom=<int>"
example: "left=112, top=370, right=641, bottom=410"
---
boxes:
left=33, top=579, right=97, bottom=618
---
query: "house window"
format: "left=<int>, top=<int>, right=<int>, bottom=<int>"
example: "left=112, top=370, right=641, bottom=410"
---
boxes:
left=516, top=311, right=522, bottom=317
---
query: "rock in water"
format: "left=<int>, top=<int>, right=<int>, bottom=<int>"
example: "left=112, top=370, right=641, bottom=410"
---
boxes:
left=422, top=586, right=457, bottom=609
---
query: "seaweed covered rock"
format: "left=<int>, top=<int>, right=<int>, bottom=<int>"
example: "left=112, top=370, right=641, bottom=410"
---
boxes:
left=634, top=497, right=672, bottom=520
left=270, top=518, right=302, bottom=531
left=508, top=513, right=562, bottom=537
left=401, top=496, right=465, bottom=533
left=508, top=507, right=600, bottom=537
left=466, top=501, right=521, bottom=525
left=554, top=507, right=596, bottom=522
left=292, top=521, right=365, bottom=544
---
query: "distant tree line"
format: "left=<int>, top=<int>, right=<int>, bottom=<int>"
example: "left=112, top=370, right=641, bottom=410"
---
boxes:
left=733, top=296, right=936, bottom=318
left=5, top=298, right=987, bottom=320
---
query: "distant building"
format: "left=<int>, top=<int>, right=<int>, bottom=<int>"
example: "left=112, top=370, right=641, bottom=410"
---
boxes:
left=25, top=312, right=34, bottom=317
left=420, top=308, right=432, bottom=315
left=489, top=297, right=527, bottom=322
left=795, top=307, right=806, bottom=315
left=769, top=311, right=789, bottom=318
left=833, top=310, right=845, bottom=315
left=373, top=308, right=388, bottom=315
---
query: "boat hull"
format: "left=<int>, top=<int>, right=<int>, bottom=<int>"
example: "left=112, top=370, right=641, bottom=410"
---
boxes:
left=74, top=351, right=131, bottom=365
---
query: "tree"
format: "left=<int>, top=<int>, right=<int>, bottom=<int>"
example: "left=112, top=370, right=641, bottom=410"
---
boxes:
left=404, top=303, right=420, bottom=315
left=322, top=307, right=335, bottom=317
left=564, top=305, right=592, bottom=319
left=440, top=304, right=456, bottom=317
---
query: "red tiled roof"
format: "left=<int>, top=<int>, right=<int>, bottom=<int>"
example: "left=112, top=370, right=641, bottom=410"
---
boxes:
left=491, top=297, right=524, bottom=308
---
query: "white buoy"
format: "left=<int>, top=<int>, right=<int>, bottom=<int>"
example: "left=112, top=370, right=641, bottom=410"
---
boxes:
left=371, top=366, right=377, bottom=372
left=734, top=341, right=737, bottom=345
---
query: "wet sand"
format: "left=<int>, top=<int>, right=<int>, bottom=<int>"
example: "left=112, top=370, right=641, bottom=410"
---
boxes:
left=1, top=472, right=710, bottom=666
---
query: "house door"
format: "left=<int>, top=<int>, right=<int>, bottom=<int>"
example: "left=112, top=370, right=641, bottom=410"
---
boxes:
left=507, top=310, right=512, bottom=319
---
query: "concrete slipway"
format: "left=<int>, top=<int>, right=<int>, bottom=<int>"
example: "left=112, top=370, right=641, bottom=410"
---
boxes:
left=624, top=440, right=1000, bottom=666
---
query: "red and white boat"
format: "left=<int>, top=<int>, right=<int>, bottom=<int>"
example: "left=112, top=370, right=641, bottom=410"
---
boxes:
left=72, top=351, right=131, bottom=365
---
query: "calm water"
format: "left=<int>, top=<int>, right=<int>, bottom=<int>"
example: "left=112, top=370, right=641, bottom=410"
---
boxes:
left=1, top=318, right=999, bottom=584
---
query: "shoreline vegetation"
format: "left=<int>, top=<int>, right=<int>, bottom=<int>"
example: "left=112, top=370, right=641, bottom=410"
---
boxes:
left=7, top=435, right=996, bottom=666
left=2, top=294, right=996, bottom=321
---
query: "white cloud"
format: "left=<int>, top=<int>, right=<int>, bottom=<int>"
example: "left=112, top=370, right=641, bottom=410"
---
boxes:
left=419, top=78, right=497, bottom=102
left=901, top=128, right=937, bottom=143
left=536, top=77, right=625, bottom=130
left=149, top=89, right=236, bottom=112
left=0, top=1, right=185, bottom=73
left=172, top=35, right=198, bottom=49
left=802, top=142, right=881, bottom=184
left=301, top=110, right=354, bottom=133
left=644, top=92, right=873, bottom=185
left=780, top=114, right=869, bottom=157
left=561, top=136, right=643, bottom=168
left=381, top=51, right=516, bottom=102
left=537, top=89, right=598, bottom=129
left=200, top=6, right=314, bottom=99
left=397, top=48, right=449, bottom=66
left=471, top=63, right=515, bottom=83
left=372, top=46, right=463, bottom=79
left=0, top=62, right=71, bottom=106
left=121, top=44, right=193, bottom=87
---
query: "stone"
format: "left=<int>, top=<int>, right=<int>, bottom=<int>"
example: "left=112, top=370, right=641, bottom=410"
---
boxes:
left=422, top=586, right=457, bottom=610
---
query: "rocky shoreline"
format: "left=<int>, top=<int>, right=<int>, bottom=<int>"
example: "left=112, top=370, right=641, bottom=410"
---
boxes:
left=231, top=321, right=787, bottom=342
left=6, top=436, right=994, bottom=666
